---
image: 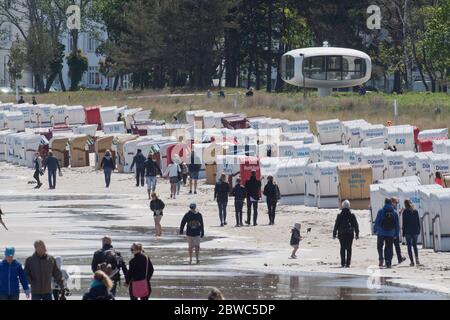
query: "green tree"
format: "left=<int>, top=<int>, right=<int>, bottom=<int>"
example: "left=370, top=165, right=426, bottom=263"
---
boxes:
left=7, top=39, right=26, bottom=88
left=67, top=49, right=88, bottom=91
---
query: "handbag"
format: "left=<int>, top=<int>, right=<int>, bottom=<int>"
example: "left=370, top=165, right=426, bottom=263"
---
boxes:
left=131, top=256, right=150, bottom=298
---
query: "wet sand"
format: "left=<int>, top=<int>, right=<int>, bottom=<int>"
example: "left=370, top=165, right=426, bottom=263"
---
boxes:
left=1, top=162, right=450, bottom=299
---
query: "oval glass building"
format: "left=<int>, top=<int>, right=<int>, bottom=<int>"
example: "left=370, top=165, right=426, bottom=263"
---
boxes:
left=281, top=46, right=372, bottom=97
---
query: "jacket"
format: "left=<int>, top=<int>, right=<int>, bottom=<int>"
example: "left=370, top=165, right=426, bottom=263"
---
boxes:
left=232, top=184, right=247, bottom=202
left=180, top=211, right=205, bottom=237
left=101, top=156, right=115, bottom=170
left=263, top=181, right=278, bottom=203
left=144, top=159, right=162, bottom=177
left=0, top=259, right=29, bottom=296
left=24, top=253, right=64, bottom=295
left=34, top=157, right=43, bottom=172
left=131, top=153, right=146, bottom=170
left=214, top=181, right=230, bottom=203
left=82, top=280, right=114, bottom=300
left=402, top=208, right=421, bottom=236
left=43, top=156, right=60, bottom=172
left=333, top=208, right=360, bottom=239
left=245, top=176, right=262, bottom=201
left=374, top=204, right=400, bottom=238
left=150, top=199, right=165, bottom=216
left=125, top=253, right=154, bottom=286
left=91, top=244, right=128, bottom=282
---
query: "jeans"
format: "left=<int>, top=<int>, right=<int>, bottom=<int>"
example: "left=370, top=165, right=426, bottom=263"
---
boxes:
left=405, top=235, right=419, bottom=263
left=48, top=170, right=56, bottom=188
left=32, top=293, right=53, bottom=301
left=0, top=294, right=19, bottom=300
left=182, top=174, right=188, bottom=185
left=33, top=170, right=41, bottom=185
left=394, top=237, right=404, bottom=262
left=217, top=202, right=228, bottom=224
left=235, top=200, right=244, bottom=225
left=377, top=236, right=394, bottom=267
left=339, top=235, right=354, bottom=267
left=104, top=167, right=112, bottom=187
left=267, top=201, right=277, bottom=224
left=247, top=200, right=258, bottom=225
left=136, top=167, right=145, bottom=186
left=147, top=176, right=157, bottom=192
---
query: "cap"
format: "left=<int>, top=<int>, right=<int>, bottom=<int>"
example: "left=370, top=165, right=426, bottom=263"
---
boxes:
left=4, top=247, right=15, bottom=257
left=189, top=203, right=197, bottom=210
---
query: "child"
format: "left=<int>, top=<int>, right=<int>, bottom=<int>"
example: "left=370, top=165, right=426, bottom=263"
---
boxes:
left=290, top=223, right=301, bottom=259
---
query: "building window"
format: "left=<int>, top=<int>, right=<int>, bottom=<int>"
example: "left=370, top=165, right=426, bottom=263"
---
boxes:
left=88, top=66, right=102, bottom=87
left=281, top=55, right=295, bottom=81
left=87, top=37, right=99, bottom=53
left=304, top=56, right=366, bottom=81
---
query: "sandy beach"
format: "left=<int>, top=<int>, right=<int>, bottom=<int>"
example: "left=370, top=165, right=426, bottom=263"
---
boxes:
left=1, top=161, right=450, bottom=298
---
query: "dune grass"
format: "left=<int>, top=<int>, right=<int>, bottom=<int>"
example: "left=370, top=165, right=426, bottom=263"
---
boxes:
left=2, top=89, right=450, bottom=131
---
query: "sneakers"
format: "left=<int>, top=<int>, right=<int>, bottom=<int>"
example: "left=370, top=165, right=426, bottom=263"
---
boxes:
left=220, top=223, right=224, bottom=227
left=245, top=220, right=250, bottom=225
left=415, top=258, right=421, bottom=266
left=398, top=257, right=407, bottom=264
left=291, top=255, right=297, bottom=259
left=379, top=261, right=384, bottom=267
left=194, top=191, right=197, bottom=194
left=410, top=262, right=415, bottom=267
left=189, top=190, right=192, bottom=194
left=224, top=221, right=227, bottom=226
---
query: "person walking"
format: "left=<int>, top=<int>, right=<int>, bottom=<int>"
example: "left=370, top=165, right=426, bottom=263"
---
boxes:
left=180, top=161, right=189, bottom=186
left=43, top=152, right=62, bottom=189
left=0, top=208, right=7, bottom=230
left=150, top=193, right=165, bottom=237
left=91, top=236, right=128, bottom=297
left=31, top=96, right=38, bottom=105
left=180, top=203, right=205, bottom=265
left=333, top=200, right=360, bottom=268
left=32, top=152, right=43, bottom=189
left=402, top=200, right=421, bottom=266
left=100, top=150, right=115, bottom=188
left=144, top=153, right=162, bottom=198
left=188, top=154, right=201, bottom=194
left=374, top=198, right=400, bottom=268
left=24, top=240, right=64, bottom=300
left=214, top=174, right=230, bottom=227
left=245, top=170, right=261, bottom=226
left=290, top=223, right=302, bottom=259
left=125, top=243, right=154, bottom=300
left=83, top=271, right=115, bottom=300
left=391, top=197, right=407, bottom=264
left=130, top=149, right=146, bottom=187
left=232, top=179, right=246, bottom=227
left=263, top=176, right=280, bottom=225
left=0, top=247, right=30, bottom=300
left=164, top=160, right=181, bottom=199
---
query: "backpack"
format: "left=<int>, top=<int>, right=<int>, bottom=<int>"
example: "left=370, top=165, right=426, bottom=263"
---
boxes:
left=275, top=184, right=281, bottom=201
left=381, top=210, right=395, bottom=232
left=103, top=250, right=122, bottom=278
left=339, top=215, right=354, bottom=235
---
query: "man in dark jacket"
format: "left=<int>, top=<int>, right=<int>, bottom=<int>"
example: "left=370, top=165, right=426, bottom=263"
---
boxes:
left=130, top=149, right=146, bottom=187
left=43, top=152, right=61, bottom=189
left=144, top=153, right=162, bottom=198
left=263, top=176, right=279, bottom=225
left=214, top=174, right=230, bottom=227
left=402, top=200, right=421, bottom=266
left=180, top=203, right=205, bottom=264
left=333, top=200, right=359, bottom=268
left=0, top=247, right=30, bottom=300
left=232, top=179, right=246, bottom=227
left=91, top=236, right=128, bottom=297
left=24, top=241, right=64, bottom=300
left=245, top=170, right=262, bottom=226
left=391, top=197, right=407, bottom=265
left=374, top=198, right=400, bottom=268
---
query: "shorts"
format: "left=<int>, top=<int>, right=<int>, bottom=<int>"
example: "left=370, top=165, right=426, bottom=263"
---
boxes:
left=187, top=236, right=201, bottom=247
left=291, top=244, right=299, bottom=249
left=170, top=176, right=179, bottom=184
left=154, top=215, right=162, bottom=223
left=146, top=176, right=157, bottom=189
left=190, top=171, right=199, bottom=180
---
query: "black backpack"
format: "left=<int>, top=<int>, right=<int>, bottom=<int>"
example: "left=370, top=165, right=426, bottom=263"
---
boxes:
left=381, top=210, right=395, bottom=231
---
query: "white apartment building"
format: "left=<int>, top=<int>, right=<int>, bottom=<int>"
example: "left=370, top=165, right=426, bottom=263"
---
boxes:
left=0, top=20, right=130, bottom=91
